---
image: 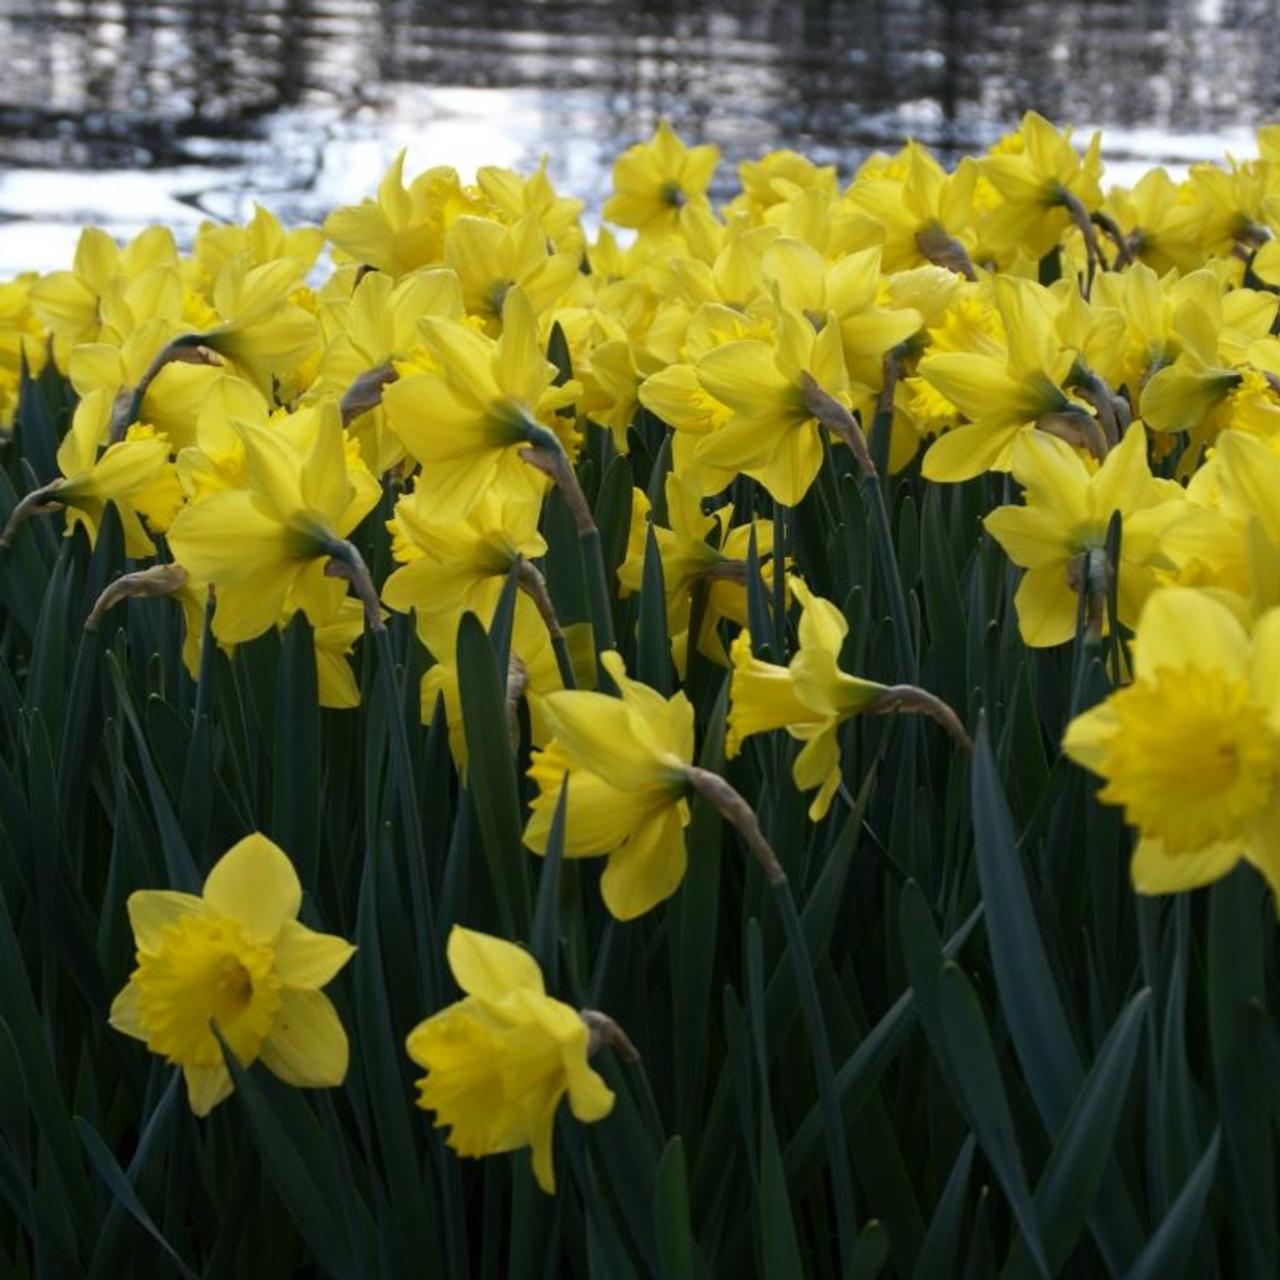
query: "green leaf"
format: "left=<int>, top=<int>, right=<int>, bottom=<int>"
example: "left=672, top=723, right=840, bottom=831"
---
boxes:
left=215, top=1026, right=359, bottom=1279
left=637, top=523, right=674, bottom=694
left=1207, top=866, right=1274, bottom=1274
left=456, top=610, right=531, bottom=937
left=1005, top=989, right=1150, bottom=1277
left=78, top=1111, right=199, bottom=1280
left=669, top=675, right=727, bottom=1137
left=971, top=718, right=1143, bottom=1271
left=852, top=1220, right=890, bottom=1280
left=655, top=1137, right=698, bottom=1280
left=936, top=962, right=1049, bottom=1279
left=273, top=612, right=322, bottom=891
left=912, top=1137, right=976, bottom=1280
left=531, top=778, right=568, bottom=989
left=1123, top=1132, right=1219, bottom=1280
left=747, top=924, right=804, bottom=1280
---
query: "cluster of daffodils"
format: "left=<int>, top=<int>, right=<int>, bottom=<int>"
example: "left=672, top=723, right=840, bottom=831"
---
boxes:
left=9, top=112, right=1280, bottom=1188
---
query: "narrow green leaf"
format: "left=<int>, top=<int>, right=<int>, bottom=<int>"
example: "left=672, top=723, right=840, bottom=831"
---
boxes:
left=77, top=1114, right=198, bottom=1280
left=1123, top=1133, right=1220, bottom=1280
left=1005, top=989, right=1150, bottom=1278
left=456, top=610, right=531, bottom=937
left=273, top=613, right=322, bottom=890
left=654, top=1137, right=698, bottom=1280
left=637, top=523, right=674, bottom=694
left=936, top=962, right=1049, bottom=1279
left=912, top=1137, right=976, bottom=1280
left=215, top=1027, right=358, bottom=1279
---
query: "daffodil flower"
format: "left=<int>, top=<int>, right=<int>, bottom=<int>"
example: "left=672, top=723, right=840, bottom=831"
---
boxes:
left=382, top=287, right=580, bottom=521
left=167, top=400, right=380, bottom=643
left=984, top=422, right=1188, bottom=646
left=109, top=833, right=354, bottom=1116
left=524, top=650, right=696, bottom=919
left=729, top=580, right=969, bottom=819
left=445, top=213, right=579, bottom=333
left=323, top=149, right=467, bottom=278
left=382, top=485, right=547, bottom=623
left=1064, top=588, right=1280, bottom=900
left=978, top=111, right=1103, bottom=262
left=405, top=926, right=616, bottom=1194
left=1, top=389, right=181, bottom=556
left=602, top=120, right=718, bottom=238
left=693, top=303, right=862, bottom=506
left=617, top=470, right=779, bottom=668
left=919, top=276, right=1087, bottom=482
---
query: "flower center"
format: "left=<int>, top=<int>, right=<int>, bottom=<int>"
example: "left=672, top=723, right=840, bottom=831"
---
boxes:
left=1098, top=664, right=1278, bottom=853
left=133, top=914, right=280, bottom=1069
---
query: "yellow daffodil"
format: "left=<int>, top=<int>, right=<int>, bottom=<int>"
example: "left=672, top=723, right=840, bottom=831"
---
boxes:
left=693, top=303, right=860, bottom=506
left=984, top=422, right=1187, bottom=646
left=524, top=650, right=695, bottom=920
left=382, top=287, right=579, bottom=520
left=109, top=833, right=354, bottom=1116
left=323, top=150, right=468, bottom=277
left=919, top=276, right=1084, bottom=482
left=979, top=112, right=1103, bottom=261
left=727, top=579, right=888, bottom=820
left=1063, top=588, right=1280, bottom=900
left=846, top=143, right=979, bottom=275
left=382, top=485, right=546, bottom=622
left=617, top=470, right=778, bottom=668
left=167, top=401, right=379, bottom=643
left=39, top=389, right=182, bottom=556
left=602, top=120, right=718, bottom=238
left=445, top=213, right=578, bottom=332
left=405, top=926, right=614, bottom=1194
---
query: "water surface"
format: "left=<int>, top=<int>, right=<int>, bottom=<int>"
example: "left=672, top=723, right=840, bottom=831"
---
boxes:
left=1, top=0, right=1276, bottom=271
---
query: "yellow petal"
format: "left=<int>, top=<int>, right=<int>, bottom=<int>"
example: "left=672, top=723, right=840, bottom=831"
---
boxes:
left=202, top=833, right=302, bottom=941
left=447, top=925, right=545, bottom=1000
left=599, top=804, right=687, bottom=921
left=1131, top=836, right=1240, bottom=896
left=259, top=988, right=350, bottom=1088
left=921, top=421, right=1024, bottom=483
left=109, top=982, right=146, bottom=1041
left=184, top=1064, right=235, bottom=1117
left=1012, top=564, right=1078, bottom=648
left=125, top=889, right=209, bottom=951
left=1130, top=587, right=1249, bottom=683
left=273, top=919, right=356, bottom=988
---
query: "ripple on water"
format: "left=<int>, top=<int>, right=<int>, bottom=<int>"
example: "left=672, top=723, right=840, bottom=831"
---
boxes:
left=0, top=0, right=1275, bottom=271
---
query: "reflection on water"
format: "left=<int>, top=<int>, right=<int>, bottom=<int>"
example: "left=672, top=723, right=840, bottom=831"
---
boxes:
left=0, top=0, right=1277, bottom=270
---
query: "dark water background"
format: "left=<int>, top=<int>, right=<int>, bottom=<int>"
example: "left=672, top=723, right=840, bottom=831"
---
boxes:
left=1, top=0, right=1277, bottom=271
